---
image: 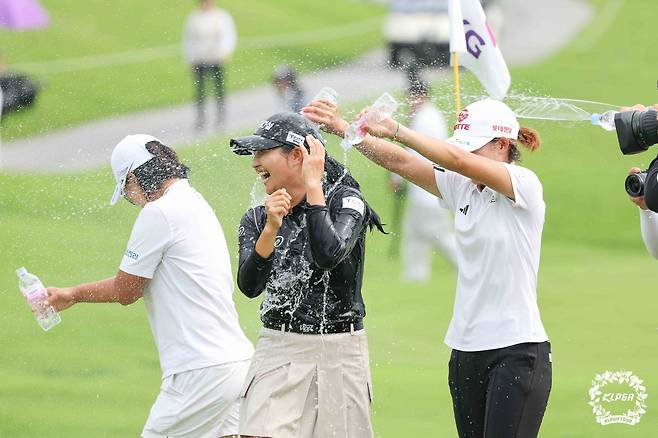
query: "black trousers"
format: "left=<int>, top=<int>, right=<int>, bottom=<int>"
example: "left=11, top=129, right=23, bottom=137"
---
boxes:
left=192, top=63, right=225, bottom=124
left=448, top=342, right=552, bottom=438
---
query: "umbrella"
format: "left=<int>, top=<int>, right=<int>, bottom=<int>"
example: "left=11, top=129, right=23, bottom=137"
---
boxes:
left=0, top=0, right=49, bottom=30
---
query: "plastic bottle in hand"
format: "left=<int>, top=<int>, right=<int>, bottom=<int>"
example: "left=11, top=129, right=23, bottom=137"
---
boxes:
left=341, top=92, right=399, bottom=151
left=17, top=267, right=61, bottom=331
left=591, top=110, right=617, bottom=131
left=312, top=87, right=339, bottom=105
left=307, top=87, right=339, bottom=129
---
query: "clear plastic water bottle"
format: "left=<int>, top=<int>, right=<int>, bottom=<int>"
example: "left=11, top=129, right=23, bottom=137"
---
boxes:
left=17, top=267, right=61, bottom=331
left=591, top=110, right=617, bottom=131
left=306, top=87, right=339, bottom=130
left=312, top=87, right=339, bottom=105
left=341, top=92, right=399, bottom=151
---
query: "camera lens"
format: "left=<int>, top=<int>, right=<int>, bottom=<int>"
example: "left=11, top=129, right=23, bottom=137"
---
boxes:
left=625, top=172, right=647, bottom=197
left=616, top=109, right=658, bottom=155
left=634, top=108, right=658, bottom=148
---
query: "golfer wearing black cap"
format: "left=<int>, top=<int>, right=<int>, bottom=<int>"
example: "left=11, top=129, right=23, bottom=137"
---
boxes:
left=231, top=112, right=385, bottom=437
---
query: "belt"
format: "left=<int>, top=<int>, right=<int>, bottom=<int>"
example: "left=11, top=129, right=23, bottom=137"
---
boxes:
left=263, top=319, right=364, bottom=334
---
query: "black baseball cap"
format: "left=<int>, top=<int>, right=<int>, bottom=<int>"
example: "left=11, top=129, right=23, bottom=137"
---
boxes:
left=230, top=112, right=325, bottom=156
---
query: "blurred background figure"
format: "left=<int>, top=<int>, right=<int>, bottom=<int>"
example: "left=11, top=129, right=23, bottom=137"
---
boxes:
left=272, top=64, right=306, bottom=113
left=389, top=81, right=457, bottom=281
left=0, top=52, right=40, bottom=119
left=182, top=0, right=236, bottom=130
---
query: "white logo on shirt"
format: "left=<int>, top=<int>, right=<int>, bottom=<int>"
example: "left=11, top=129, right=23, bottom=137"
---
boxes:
left=342, top=196, right=365, bottom=215
left=274, top=235, right=285, bottom=248
left=238, top=226, right=245, bottom=237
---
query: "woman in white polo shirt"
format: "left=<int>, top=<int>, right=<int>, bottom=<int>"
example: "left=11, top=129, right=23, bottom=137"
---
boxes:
left=45, top=135, right=254, bottom=438
left=304, top=98, right=552, bottom=438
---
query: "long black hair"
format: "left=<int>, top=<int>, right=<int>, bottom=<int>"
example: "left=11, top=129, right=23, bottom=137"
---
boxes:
left=280, top=144, right=386, bottom=234
left=132, top=141, right=190, bottom=198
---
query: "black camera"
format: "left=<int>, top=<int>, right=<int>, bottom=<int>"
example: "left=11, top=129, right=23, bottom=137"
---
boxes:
left=616, top=108, right=658, bottom=155
left=626, top=156, right=658, bottom=213
left=625, top=171, right=647, bottom=197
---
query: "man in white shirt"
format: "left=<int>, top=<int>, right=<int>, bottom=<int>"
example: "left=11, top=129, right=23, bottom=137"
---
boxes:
left=46, top=135, right=254, bottom=438
left=183, top=0, right=237, bottom=130
left=389, top=82, right=457, bottom=281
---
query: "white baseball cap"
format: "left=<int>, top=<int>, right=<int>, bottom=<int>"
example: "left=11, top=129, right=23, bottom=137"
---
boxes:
left=446, top=98, right=520, bottom=152
left=109, top=134, right=160, bottom=205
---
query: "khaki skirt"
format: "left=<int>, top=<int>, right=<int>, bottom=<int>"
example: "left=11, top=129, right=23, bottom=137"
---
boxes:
left=239, top=327, right=374, bottom=438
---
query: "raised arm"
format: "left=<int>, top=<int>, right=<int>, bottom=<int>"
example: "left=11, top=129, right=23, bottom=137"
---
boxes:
left=305, top=194, right=367, bottom=270
left=302, top=102, right=440, bottom=197
left=298, top=135, right=368, bottom=269
left=391, top=123, right=515, bottom=200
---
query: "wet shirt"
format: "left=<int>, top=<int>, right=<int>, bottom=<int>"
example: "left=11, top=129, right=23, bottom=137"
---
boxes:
left=120, top=180, right=254, bottom=378
left=237, top=184, right=369, bottom=334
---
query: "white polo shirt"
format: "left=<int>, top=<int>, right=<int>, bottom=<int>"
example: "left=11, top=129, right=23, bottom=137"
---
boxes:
left=434, top=163, right=549, bottom=351
left=120, top=179, right=254, bottom=378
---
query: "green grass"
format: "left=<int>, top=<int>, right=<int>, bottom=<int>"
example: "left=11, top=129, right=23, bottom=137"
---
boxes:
left=2, top=0, right=658, bottom=436
left=0, top=0, right=385, bottom=140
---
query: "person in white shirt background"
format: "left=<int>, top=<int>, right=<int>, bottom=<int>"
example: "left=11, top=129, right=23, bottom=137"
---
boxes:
left=182, top=0, right=237, bottom=130
left=303, top=97, right=552, bottom=438
left=389, top=81, right=457, bottom=281
left=45, top=135, right=254, bottom=438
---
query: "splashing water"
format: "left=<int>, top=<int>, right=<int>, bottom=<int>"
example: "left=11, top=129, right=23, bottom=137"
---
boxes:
left=451, top=93, right=619, bottom=122
left=253, top=196, right=332, bottom=333
left=249, top=178, right=267, bottom=232
left=504, top=95, right=618, bottom=121
left=249, top=177, right=267, bottom=207
left=325, top=168, right=348, bottom=198
left=260, top=217, right=308, bottom=319
left=260, top=215, right=330, bottom=331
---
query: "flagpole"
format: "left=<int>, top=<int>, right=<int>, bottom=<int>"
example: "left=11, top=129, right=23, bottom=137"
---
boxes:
left=452, top=51, right=462, bottom=114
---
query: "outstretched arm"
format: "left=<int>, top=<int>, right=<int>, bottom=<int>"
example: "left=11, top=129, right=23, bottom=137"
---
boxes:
left=303, top=101, right=440, bottom=197
left=46, top=271, right=147, bottom=311
left=304, top=100, right=515, bottom=200
left=392, top=124, right=515, bottom=200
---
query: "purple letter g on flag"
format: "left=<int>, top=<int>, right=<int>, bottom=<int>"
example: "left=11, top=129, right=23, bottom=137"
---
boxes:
left=463, top=19, right=485, bottom=59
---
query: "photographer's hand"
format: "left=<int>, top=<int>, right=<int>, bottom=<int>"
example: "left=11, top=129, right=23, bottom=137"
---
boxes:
left=628, top=167, right=648, bottom=210
left=620, top=104, right=658, bottom=112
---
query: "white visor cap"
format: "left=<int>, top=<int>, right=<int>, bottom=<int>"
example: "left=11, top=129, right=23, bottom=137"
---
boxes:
left=446, top=98, right=520, bottom=152
left=109, top=134, right=160, bottom=205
